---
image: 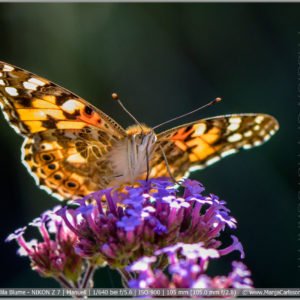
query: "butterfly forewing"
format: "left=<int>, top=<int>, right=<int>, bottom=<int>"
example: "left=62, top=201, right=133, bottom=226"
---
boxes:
left=0, top=61, right=126, bottom=137
left=150, top=114, right=279, bottom=179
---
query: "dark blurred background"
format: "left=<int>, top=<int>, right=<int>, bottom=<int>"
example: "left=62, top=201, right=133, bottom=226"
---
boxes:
left=0, top=3, right=298, bottom=288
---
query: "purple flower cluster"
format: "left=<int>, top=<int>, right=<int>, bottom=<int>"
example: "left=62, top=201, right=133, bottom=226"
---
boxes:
left=58, top=177, right=241, bottom=271
left=127, top=242, right=253, bottom=289
left=5, top=206, right=87, bottom=288
left=6, top=177, right=253, bottom=289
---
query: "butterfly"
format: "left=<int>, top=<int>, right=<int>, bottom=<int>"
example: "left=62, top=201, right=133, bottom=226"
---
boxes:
left=0, top=61, right=279, bottom=201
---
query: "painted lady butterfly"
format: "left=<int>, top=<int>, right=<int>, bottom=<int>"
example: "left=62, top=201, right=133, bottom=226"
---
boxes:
left=0, top=61, right=279, bottom=201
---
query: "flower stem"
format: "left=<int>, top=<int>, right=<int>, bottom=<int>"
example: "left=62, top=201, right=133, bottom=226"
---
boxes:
left=117, top=268, right=133, bottom=287
left=56, top=275, right=74, bottom=288
left=80, top=263, right=96, bottom=288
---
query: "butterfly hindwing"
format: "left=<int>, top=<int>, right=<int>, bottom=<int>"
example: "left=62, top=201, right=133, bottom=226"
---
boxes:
left=22, top=127, right=120, bottom=200
left=150, top=114, right=279, bottom=179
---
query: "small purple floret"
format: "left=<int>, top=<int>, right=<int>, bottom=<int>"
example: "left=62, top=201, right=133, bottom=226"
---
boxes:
left=128, top=242, right=253, bottom=289
left=6, top=206, right=85, bottom=283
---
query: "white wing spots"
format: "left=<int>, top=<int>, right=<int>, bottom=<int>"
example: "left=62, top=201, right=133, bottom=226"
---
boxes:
left=51, top=193, right=64, bottom=201
left=194, top=123, right=206, bottom=135
left=227, top=133, right=242, bottom=143
left=9, top=123, right=21, bottom=134
left=243, top=144, right=253, bottom=150
left=255, top=115, right=264, bottom=124
left=269, top=129, right=276, bottom=136
left=206, top=156, right=220, bottom=166
left=0, top=72, right=3, bottom=77
left=40, top=143, right=55, bottom=151
left=23, top=81, right=38, bottom=90
left=21, top=140, right=40, bottom=185
left=229, top=117, right=242, bottom=124
left=0, top=102, right=11, bottom=123
left=221, top=148, right=238, bottom=158
left=67, top=153, right=86, bottom=164
left=253, top=140, right=263, bottom=147
left=189, top=165, right=205, bottom=172
left=0, top=79, right=5, bottom=86
left=19, top=122, right=29, bottom=133
left=5, top=87, right=18, bottom=96
left=228, top=123, right=240, bottom=131
left=23, top=77, right=47, bottom=90
left=40, top=185, right=53, bottom=195
left=244, top=130, right=252, bottom=137
left=253, top=125, right=260, bottom=131
left=3, top=64, right=14, bottom=72
left=61, top=99, right=84, bottom=114
left=2, top=97, right=10, bottom=107
left=259, top=129, right=266, bottom=137
left=21, top=139, right=65, bottom=202
left=10, top=110, right=18, bottom=120
left=263, top=134, right=271, bottom=142
left=28, top=77, right=46, bottom=86
left=227, top=117, right=241, bottom=132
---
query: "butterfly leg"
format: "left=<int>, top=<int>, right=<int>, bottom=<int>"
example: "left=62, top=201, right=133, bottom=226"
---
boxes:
left=145, top=147, right=150, bottom=182
left=159, top=145, right=181, bottom=185
left=100, top=177, right=108, bottom=189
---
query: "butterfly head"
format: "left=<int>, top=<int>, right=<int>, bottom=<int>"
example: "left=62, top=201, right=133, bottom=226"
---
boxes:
left=126, top=124, right=156, bottom=143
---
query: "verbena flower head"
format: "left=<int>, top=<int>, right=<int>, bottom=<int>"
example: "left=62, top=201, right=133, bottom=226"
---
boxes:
left=127, top=242, right=253, bottom=289
left=58, top=177, right=241, bottom=269
left=6, top=206, right=86, bottom=287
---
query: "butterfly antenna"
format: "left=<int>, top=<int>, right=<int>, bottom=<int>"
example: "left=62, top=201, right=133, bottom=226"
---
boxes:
left=112, top=93, right=144, bottom=135
left=152, top=97, right=222, bottom=131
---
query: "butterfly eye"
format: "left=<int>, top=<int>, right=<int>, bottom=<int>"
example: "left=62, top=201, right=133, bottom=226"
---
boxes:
left=134, top=135, right=143, bottom=145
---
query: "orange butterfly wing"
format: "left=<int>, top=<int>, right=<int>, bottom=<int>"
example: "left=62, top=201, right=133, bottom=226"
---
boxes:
left=0, top=61, right=125, bottom=136
left=0, top=61, right=126, bottom=200
left=0, top=61, right=280, bottom=200
left=150, top=114, right=279, bottom=179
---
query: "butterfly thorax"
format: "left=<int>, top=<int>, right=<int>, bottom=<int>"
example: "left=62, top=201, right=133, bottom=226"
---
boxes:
left=106, top=125, right=157, bottom=187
